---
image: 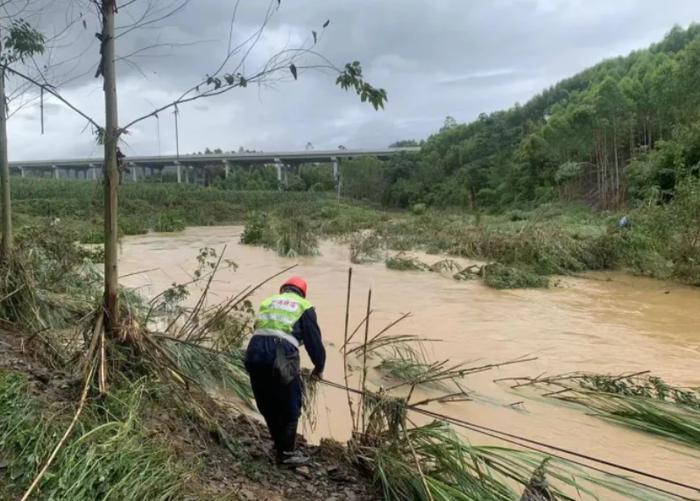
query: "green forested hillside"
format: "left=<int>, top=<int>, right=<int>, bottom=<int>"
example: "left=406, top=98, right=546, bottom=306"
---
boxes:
left=373, top=24, right=700, bottom=210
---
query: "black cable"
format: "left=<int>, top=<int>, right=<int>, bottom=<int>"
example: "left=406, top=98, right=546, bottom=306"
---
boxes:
left=413, top=406, right=700, bottom=495
left=318, top=378, right=700, bottom=499
left=413, top=407, right=697, bottom=501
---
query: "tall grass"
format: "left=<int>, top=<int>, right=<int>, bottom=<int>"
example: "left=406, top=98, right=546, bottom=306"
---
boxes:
left=240, top=211, right=319, bottom=256
left=482, top=263, right=550, bottom=289
left=0, top=222, right=102, bottom=333
left=361, top=416, right=671, bottom=501
left=570, top=393, right=700, bottom=449
left=513, top=372, right=700, bottom=450
left=11, top=178, right=343, bottom=241
left=385, top=253, right=429, bottom=271
left=159, top=339, right=253, bottom=406
left=0, top=371, right=187, bottom=500
left=349, top=231, right=385, bottom=263
left=9, top=177, right=700, bottom=284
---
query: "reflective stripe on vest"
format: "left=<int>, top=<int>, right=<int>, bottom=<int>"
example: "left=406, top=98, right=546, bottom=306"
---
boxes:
left=252, top=328, right=300, bottom=349
left=254, top=292, right=313, bottom=345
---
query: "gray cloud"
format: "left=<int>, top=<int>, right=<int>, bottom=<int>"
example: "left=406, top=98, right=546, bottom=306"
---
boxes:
left=6, top=0, right=700, bottom=160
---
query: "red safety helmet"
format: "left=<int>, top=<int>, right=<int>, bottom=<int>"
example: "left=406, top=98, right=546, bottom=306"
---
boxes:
left=281, top=276, right=308, bottom=297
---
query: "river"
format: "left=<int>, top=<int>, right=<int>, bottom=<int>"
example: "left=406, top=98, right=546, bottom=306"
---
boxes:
left=119, top=226, right=700, bottom=498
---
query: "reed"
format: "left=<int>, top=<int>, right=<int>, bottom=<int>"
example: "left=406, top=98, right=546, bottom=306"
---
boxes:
left=0, top=372, right=186, bottom=500
left=507, top=372, right=700, bottom=449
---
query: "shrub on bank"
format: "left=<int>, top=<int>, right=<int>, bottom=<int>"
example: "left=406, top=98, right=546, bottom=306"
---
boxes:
left=385, top=254, right=429, bottom=271
left=240, top=211, right=270, bottom=246
left=154, top=213, right=186, bottom=233
left=482, top=263, right=550, bottom=289
left=349, top=231, right=385, bottom=263
left=241, top=212, right=319, bottom=256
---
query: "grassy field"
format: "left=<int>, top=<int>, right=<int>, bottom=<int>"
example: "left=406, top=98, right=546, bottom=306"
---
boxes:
left=10, top=177, right=700, bottom=287
left=11, top=178, right=356, bottom=242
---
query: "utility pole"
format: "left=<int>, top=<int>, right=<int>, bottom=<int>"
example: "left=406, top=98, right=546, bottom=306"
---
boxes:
left=156, top=113, right=161, bottom=156
left=101, top=0, right=120, bottom=333
left=174, top=104, right=180, bottom=160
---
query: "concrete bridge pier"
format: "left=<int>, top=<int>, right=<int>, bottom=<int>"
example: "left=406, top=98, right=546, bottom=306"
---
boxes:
left=89, top=164, right=97, bottom=180
left=331, top=156, right=338, bottom=181
left=52, top=165, right=59, bottom=179
left=175, top=161, right=182, bottom=183
left=331, top=157, right=343, bottom=201
left=19, top=166, right=25, bottom=178
left=223, top=160, right=230, bottom=179
left=130, top=163, right=137, bottom=182
left=274, top=158, right=284, bottom=190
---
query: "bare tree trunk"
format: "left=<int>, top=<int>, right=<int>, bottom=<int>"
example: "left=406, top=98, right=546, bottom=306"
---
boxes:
left=602, top=132, right=608, bottom=207
left=102, top=0, right=120, bottom=333
left=595, top=133, right=602, bottom=204
left=0, top=64, right=11, bottom=258
left=613, top=126, right=619, bottom=206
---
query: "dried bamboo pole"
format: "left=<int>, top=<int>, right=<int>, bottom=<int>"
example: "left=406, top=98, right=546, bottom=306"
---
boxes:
left=359, top=288, right=372, bottom=434
left=20, top=344, right=99, bottom=501
left=341, top=268, right=358, bottom=434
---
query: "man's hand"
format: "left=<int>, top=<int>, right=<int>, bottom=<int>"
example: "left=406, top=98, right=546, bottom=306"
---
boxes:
left=311, top=369, right=323, bottom=381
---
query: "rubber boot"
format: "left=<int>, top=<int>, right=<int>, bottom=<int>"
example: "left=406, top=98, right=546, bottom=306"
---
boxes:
left=273, top=418, right=289, bottom=465
left=261, top=413, right=282, bottom=461
left=280, top=420, right=310, bottom=467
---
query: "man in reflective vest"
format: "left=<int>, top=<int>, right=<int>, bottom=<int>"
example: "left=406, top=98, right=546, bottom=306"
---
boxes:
left=244, top=276, right=326, bottom=465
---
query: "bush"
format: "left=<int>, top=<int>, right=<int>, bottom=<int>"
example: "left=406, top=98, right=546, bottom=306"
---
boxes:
left=411, top=203, right=427, bottom=215
left=385, top=254, right=429, bottom=271
left=240, top=211, right=271, bottom=246
left=319, top=206, right=338, bottom=219
left=507, top=210, right=528, bottom=222
left=476, top=188, right=499, bottom=207
left=120, top=216, right=149, bottom=236
left=242, top=212, right=319, bottom=256
left=275, top=216, right=319, bottom=257
left=349, top=231, right=384, bottom=263
left=482, top=263, right=549, bottom=289
left=78, top=227, right=105, bottom=244
left=154, top=213, right=185, bottom=233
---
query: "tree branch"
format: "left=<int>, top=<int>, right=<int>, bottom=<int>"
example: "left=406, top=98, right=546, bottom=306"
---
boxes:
left=1, top=63, right=101, bottom=130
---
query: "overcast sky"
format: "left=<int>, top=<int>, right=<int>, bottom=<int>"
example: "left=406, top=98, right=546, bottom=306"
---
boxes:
left=6, top=0, right=700, bottom=160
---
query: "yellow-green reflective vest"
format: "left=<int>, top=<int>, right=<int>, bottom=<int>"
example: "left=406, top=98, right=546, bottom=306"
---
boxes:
left=254, top=292, right=313, bottom=346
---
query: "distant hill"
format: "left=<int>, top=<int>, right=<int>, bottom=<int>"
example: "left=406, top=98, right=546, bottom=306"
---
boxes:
left=383, top=24, right=700, bottom=210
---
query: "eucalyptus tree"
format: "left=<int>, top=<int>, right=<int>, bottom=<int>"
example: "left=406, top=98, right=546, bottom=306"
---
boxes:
left=6, top=0, right=386, bottom=332
left=0, top=17, right=45, bottom=256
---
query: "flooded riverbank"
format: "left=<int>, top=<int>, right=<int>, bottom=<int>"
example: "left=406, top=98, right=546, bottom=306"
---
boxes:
left=119, top=226, right=700, bottom=496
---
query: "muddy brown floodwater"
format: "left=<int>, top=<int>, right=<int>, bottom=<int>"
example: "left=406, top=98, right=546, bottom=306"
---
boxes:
left=120, top=226, right=700, bottom=499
